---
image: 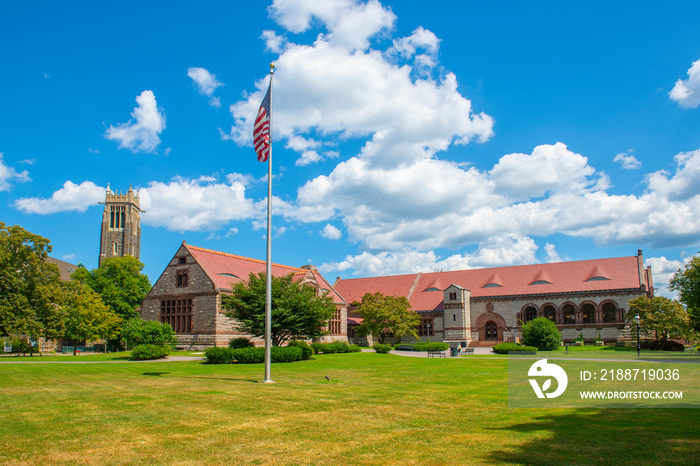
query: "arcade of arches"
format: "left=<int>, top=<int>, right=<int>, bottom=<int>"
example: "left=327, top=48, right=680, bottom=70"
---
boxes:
left=515, top=300, right=624, bottom=326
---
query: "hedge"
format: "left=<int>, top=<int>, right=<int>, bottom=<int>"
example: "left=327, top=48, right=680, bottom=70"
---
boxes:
left=492, top=342, right=538, bottom=354
left=312, top=342, right=361, bottom=354
left=287, top=340, right=313, bottom=360
left=228, top=337, right=254, bottom=349
left=412, top=342, right=449, bottom=351
left=130, top=344, right=171, bottom=360
left=373, top=343, right=392, bottom=353
left=205, top=346, right=304, bottom=364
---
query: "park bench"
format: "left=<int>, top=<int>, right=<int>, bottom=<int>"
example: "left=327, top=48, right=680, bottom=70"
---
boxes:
left=396, top=345, right=414, bottom=351
left=427, top=349, right=446, bottom=358
left=459, top=347, right=475, bottom=356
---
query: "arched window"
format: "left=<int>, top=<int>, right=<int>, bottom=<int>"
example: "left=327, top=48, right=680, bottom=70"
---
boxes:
left=524, top=306, right=537, bottom=322
left=603, top=302, right=617, bottom=323
left=543, top=305, right=556, bottom=322
left=582, top=303, right=595, bottom=324
left=562, top=304, right=576, bottom=324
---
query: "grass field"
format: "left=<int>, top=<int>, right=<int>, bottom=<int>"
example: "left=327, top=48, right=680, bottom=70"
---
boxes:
left=0, top=352, right=697, bottom=465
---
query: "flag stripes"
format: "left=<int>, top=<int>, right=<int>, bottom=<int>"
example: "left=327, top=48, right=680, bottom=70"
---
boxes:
left=254, top=83, right=271, bottom=162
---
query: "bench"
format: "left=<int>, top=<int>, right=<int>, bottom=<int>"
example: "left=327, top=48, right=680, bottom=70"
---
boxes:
left=459, top=347, right=475, bottom=356
left=427, top=349, right=446, bottom=358
left=396, top=345, right=414, bottom=351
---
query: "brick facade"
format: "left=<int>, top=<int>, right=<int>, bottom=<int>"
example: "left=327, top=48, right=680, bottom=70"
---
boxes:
left=99, top=185, right=141, bottom=266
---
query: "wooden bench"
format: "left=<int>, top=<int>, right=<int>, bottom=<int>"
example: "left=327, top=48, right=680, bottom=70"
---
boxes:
left=396, top=345, right=414, bottom=351
left=427, top=349, right=446, bottom=358
left=459, top=347, right=475, bottom=356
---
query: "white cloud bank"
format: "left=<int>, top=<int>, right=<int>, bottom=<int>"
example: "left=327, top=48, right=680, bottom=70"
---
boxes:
left=105, top=90, right=166, bottom=153
left=669, top=59, right=700, bottom=108
left=0, top=153, right=30, bottom=191
left=225, top=0, right=494, bottom=167
left=187, top=67, right=224, bottom=107
left=15, top=181, right=104, bottom=214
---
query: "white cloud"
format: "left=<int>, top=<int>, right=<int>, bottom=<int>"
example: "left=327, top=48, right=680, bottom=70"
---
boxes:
left=613, top=150, right=641, bottom=170
left=669, top=59, right=700, bottom=108
left=139, top=175, right=258, bottom=231
left=544, top=243, right=562, bottom=263
left=0, top=153, right=31, bottom=191
left=187, top=67, right=224, bottom=107
left=105, top=90, right=166, bottom=153
left=227, top=1, right=493, bottom=167
left=62, top=253, right=77, bottom=261
left=645, top=256, right=686, bottom=298
left=14, top=181, right=104, bottom=214
left=262, top=29, right=286, bottom=53
left=321, top=224, right=342, bottom=239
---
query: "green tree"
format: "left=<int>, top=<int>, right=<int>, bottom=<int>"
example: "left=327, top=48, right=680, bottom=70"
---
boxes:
left=72, top=256, right=151, bottom=322
left=54, top=281, right=121, bottom=355
left=0, top=222, right=64, bottom=339
left=120, top=318, right=176, bottom=347
left=628, top=296, right=690, bottom=348
left=221, top=272, right=336, bottom=346
left=669, top=254, right=700, bottom=333
left=520, top=317, right=561, bottom=351
left=352, top=292, right=419, bottom=344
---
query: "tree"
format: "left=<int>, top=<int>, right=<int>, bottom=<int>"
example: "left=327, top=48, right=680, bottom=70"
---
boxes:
left=120, top=318, right=176, bottom=347
left=72, top=256, right=151, bottom=322
left=628, top=296, right=690, bottom=348
left=352, top=292, right=419, bottom=344
left=520, top=317, right=561, bottom=351
left=0, top=222, right=64, bottom=339
left=54, top=281, right=121, bottom=355
left=669, top=254, right=700, bottom=333
left=221, top=272, right=336, bottom=346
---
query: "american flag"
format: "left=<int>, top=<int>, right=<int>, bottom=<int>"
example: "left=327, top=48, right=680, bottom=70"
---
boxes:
left=254, top=83, right=271, bottom=162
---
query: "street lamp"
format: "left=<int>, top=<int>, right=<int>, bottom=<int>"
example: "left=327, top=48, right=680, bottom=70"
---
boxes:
left=427, top=323, right=431, bottom=343
left=512, top=324, right=517, bottom=344
left=635, top=314, right=640, bottom=358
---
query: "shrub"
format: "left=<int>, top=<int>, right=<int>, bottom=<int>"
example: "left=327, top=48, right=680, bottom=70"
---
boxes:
left=311, top=342, right=328, bottom=354
left=130, top=344, right=171, bottom=360
left=521, top=317, right=562, bottom=351
left=413, top=342, right=449, bottom=352
left=272, top=346, right=303, bottom=362
left=205, top=347, right=235, bottom=364
left=373, top=343, right=392, bottom=353
left=231, top=347, right=265, bottom=364
left=287, top=340, right=313, bottom=360
left=314, top=341, right=362, bottom=353
left=229, top=337, right=254, bottom=349
left=121, top=319, right=176, bottom=348
left=492, top=342, right=538, bottom=354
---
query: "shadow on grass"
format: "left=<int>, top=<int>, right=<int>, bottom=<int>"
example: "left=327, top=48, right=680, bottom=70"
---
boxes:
left=140, top=371, right=260, bottom=383
left=487, top=409, right=698, bottom=465
left=142, top=372, right=170, bottom=376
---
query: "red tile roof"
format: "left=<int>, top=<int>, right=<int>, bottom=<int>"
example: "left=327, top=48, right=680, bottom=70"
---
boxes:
left=185, top=244, right=345, bottom=304
left=335, top=254, right=648, bottom=312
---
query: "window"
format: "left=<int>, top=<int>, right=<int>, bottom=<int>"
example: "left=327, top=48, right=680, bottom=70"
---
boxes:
left=582, top=303, right=595, bottom=324
left=424, top=287, right=441, bottom=292
left=524, top=306, right=537, bottom=322
left=160, top=299, right=193, bottom=333
left=176, top=271, right=188, bottom=287
left=178, top=257, right=186, bottom=264
left=328, top=308, right=342, bottom=335
left=586, top=276, right=609, bottom=282
left=530, top=280, right=551, bottom=285
left=543, top=305, right=556, bottom=322
left=562, top=304, right=576, bottom=324
left=448, top=291, right=457, bottom=300
left=603, top=302, right=617, bottom=323
left=483, top=283, right=503, bottom=288
left=418, top=318, right=434, bottom=336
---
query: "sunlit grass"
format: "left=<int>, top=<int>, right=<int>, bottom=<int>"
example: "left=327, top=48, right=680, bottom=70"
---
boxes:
left=0, top=353, right=696, bottom=465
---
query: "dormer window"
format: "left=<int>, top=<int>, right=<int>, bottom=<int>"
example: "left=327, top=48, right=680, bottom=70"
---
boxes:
left=483, top=283, right=503, bottom=288
left=585, top=276, right=609, bottom=282
left=424, top=287, right=441, bottom=292
left=530, top=280, right=551, bottom=285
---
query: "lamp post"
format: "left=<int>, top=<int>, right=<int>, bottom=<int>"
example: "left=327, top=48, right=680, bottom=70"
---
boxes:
left=635, top=314, right=640, bottom=358
left=512, top=324, right=517, bottom=344
left=427, top=323, right=431, bottom=343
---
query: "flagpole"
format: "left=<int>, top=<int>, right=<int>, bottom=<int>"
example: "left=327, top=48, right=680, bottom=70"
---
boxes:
left=263, top=62, right=275, bottom=384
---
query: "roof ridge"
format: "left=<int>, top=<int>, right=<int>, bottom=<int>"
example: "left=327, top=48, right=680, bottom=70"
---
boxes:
left=187, top=244, right=305, bottom=272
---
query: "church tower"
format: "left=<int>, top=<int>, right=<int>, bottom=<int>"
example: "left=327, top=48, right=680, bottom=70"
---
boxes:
left=99, top=184, right=142, bottom=266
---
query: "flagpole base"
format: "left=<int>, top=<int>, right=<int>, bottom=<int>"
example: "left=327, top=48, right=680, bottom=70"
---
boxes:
left=262, top=379, right=275, bottom=384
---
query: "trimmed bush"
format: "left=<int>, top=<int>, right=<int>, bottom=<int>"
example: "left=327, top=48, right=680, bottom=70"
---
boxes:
left=130, top=344, right=171, bottom=360
left=121, top=319, right=176, bottom=348
left=205, top=347, right=235, bottom=364
left=229, top=337, right=254, bottom=349
left=521, top=317, right=562, bottom=351
left=231, top=347, right=265, bottom=364
left=492, top=342, right=538, bottom=354
left=312, top=341, right=360, bottom=353
left=272, top=346, right=303, bottom=362
left=413, top=342, right=449, bottom=352
left=287, top=340, right=313, bottom=360
left=373, top=343, right=392, bottom=353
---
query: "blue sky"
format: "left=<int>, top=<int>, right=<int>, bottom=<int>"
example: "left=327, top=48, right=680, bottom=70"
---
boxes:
left=2, top=0, right=700, bottom=296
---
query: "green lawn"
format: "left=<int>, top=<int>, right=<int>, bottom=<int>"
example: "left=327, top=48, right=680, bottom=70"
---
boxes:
left=0, top=353, right=697, bottom=465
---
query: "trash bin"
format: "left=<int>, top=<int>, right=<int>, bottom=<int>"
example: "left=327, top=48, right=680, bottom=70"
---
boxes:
left=450, top=346, right=458, bottom=357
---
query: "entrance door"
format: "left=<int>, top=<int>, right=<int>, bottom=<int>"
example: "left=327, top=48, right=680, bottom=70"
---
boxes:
left=485, top=321, right=498, bottom=341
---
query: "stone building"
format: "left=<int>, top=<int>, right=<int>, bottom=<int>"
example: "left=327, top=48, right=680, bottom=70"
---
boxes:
left=98, top=185, right=142, bottom=266
left=335, top=250, right=653, bottom=347
left=140, top=242, right=348, bottom=349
